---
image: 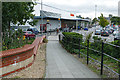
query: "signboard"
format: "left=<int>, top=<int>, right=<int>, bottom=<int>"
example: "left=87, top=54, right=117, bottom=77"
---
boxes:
left=70, top=14, right=74, bottom=16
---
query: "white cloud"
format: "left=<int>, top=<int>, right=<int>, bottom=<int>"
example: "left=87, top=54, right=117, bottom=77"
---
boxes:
left=34, top=0, right=120, bottom=19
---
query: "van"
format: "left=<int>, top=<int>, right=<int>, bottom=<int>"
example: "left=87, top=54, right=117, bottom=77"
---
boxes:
left=27, top=27, right=39, bottom=35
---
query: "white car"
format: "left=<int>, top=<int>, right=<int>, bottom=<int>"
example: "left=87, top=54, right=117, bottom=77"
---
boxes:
left=114, top=33, right=120, bottom=40
left=113, top=30, right=119, bottom=36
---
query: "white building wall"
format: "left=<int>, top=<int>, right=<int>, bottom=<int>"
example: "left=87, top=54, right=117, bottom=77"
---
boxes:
left=35, top=19, right=60, bottom=32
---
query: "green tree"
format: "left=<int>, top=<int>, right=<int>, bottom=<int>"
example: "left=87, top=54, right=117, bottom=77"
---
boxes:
left=76, top=15, right=82, bottom=18
left=92, top=18, right=98, bottom=24
left=98, top=13, right=109, bottom=28
left=2, top=2, right=37, bottom=32
left=110, top=16, right=120, bottom=25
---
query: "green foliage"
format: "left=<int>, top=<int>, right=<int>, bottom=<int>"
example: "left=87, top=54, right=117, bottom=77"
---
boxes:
left=93, top=36, right=102, bottom=41
left=62, top=32, right=83, bottom=40
left=62, top=32, right=83, bottom=54
left=28, top=19, right=38, bottom=26
left=2, top=2, right=37, bottom=51
left=62, top=33, right=120, bottom=59
left=61, top=33, right=120, bottom=74
left=110, top=16, right=120, bottom=25
left=92, top=18, right=98, bottom=24
left=92, top=36, right=120, bottom=58
left=98, top=13, right=109, bottom=28
left=76, top=15, right=82, bottom=18
left=85, top=32, right=93, bottom=42
left=2, top=29, right=35, bottom=51
left=2, top=2, right=37, bottom=32
left=43, top=38, right=48, bottom=43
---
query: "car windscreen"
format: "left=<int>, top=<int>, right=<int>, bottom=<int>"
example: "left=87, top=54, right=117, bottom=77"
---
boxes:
left=34, top=28, right=38, bottom=31
left=28, top=32, right=33, bottom=34
left=96, top=31, right=100, bottom=32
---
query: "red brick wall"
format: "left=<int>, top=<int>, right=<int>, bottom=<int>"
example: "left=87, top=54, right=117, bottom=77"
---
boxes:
left=0, top=35, right=46, bottom=77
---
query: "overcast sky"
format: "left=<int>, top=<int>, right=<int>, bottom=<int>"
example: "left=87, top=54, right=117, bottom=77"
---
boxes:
left=33, top=0, right=120, bottom=19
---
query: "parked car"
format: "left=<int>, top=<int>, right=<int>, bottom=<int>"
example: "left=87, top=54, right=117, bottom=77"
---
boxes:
left=114, top=33, right=120, bottom=40
left=63, top=28, right=69, bottom=32
left=98, top=27, right=103, bottom=31
left=27, top=27, right=39, bottom=35
left=101, top=30, right=109, bottom=36
left=113, top=30, right=119, bottom=36
left=23, top=31, right=36, bottom=39
left=107, top=29, right=112, bottom=34
left=95, top=30, right=101, bottom=35
left=84, top=27, right=88, bottom=31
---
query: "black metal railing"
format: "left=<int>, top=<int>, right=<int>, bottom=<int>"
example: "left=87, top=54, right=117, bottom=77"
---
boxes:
left=59, top=34, right=120, bottom=79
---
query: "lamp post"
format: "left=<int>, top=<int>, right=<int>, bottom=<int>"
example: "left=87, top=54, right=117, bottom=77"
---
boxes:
left=95, top=5, right=97, bottom=27
left=41, top=0, right=43, bottom=34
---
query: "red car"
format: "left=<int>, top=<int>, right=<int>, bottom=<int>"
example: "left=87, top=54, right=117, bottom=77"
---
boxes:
left=23, top=31, right=35, bottom=39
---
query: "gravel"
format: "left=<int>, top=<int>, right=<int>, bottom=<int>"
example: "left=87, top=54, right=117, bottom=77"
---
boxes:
left=5, top=43, right=46, bottom=78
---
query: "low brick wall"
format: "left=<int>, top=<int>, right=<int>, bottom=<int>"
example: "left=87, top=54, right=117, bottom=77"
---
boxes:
left=0, top=36, right=46, bottom=77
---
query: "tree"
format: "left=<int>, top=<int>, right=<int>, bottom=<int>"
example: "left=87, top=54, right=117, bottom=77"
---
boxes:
left=76, top=15, right=82, bottom=18
left=109, top=14, right=113, bottom=18
left=28, top=19, right=38, bottom=26
left=110, top=16, right=120, bottom=25
left=2, top=2, right=37, bottom=32
left=92, top=18, right=98, bottom=24
left=98, top=13, right=109, bottom=28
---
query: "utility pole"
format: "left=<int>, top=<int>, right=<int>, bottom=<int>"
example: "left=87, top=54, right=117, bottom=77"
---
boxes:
left=95, top=5, right=97, bottom=18
left=95, top=5, right=97, bottom=27
left=41, top=0, right=43, bottom=34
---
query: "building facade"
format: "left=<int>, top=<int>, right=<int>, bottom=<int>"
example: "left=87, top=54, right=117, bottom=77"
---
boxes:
left=34, top=10, right=90, bottom=32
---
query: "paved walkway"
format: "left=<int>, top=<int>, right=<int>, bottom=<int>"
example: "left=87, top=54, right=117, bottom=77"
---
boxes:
left=46, top=36, right=99, bottom=78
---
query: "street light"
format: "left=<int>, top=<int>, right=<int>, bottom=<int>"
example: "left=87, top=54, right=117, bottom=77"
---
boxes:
left=41, top=0, right=43, bottom=34
left=95, top=5, right=97, bottom=27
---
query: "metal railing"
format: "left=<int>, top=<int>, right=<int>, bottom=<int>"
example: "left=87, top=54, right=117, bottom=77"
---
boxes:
left=59, top=34, right=120, bottom=79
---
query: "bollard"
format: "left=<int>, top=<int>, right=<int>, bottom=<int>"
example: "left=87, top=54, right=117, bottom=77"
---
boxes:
left=118, top=61, right=120, bottom=80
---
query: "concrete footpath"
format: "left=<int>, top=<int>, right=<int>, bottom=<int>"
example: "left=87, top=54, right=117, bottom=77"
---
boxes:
left=45, top=36, right=99, bottom=78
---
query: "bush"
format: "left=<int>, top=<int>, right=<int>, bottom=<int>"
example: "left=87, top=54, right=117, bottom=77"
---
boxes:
left=2, top=29, right=35, bottom=51
left=93, top=36, right=102, bottom=41
left=62, top=32, right=83, bottom=54
left=43, top=38, right=48, bottom=43
left=62, top=32, right=120, bottom=59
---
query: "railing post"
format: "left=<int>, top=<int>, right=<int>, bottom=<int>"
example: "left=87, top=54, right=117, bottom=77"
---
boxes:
left=101, top=42, right=104, bottom=75
left=78, top=38, right=80, bottom=58
left=72, top=37, right=74, bottom=53
left=118, top=60, right=120, bottom=80
left=59, top=34, right=60, bottom=42
left=87, top=40, right=89, bottom=65
left=67, top=36, right=69, bottom=49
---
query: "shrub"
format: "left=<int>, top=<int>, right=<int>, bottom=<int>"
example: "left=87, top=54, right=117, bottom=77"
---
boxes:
left=62, top=32, right=83, bottom=54
left=43, top=38, right=48, bottom=43
left=2, top=29, right=35, bottom=51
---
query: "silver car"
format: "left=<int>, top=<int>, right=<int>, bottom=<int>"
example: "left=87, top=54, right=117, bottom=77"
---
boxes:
left=114, top=33, right=120, bottom=40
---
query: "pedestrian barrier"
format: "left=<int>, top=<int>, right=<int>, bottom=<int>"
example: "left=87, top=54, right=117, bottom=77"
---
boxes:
left=59, top=34, right=120, bottom=79
left=0, top=35, right=46, bottom=77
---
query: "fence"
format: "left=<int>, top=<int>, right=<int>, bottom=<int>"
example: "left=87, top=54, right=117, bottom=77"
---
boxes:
left=0, top=35, right=46, bottom=77
left=59, top=34, right=120, bottom=79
